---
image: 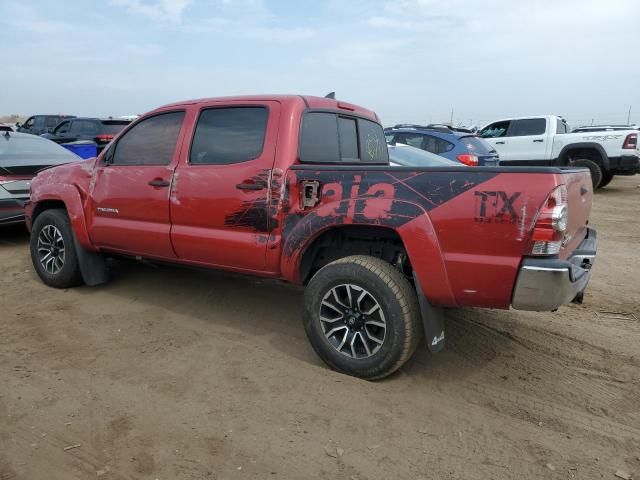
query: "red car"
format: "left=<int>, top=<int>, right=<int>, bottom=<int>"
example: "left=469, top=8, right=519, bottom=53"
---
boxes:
left=24, top=95, right=597, bottom=379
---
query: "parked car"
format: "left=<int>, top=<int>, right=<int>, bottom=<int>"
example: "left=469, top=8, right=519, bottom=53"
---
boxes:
left=0, top=123, right=13, bottom=132
left=384, top=124, right=499, bottom=166
left=479, top=115, right=640, bottom=188
left=0, top=132, right=80, bottom=225
left=41, top=117, right=131, bottom=153
left=388, top=143, right=460, bottom=167
left=25, top=95, right=596, bottom=380
left=16, top=115, right=75, bottom=136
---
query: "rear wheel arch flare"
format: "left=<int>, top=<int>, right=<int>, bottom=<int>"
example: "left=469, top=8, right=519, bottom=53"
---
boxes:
left=298, top=225, right=410, bottom=285
left=558, top=143, right=609, bottom=169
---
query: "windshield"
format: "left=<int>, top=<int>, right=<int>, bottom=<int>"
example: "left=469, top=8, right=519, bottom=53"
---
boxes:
left=388, top=143, right=459, bottom=167
left=458, top=135, right=496, bottom=155
left=0, top=134, right=79, bottom=165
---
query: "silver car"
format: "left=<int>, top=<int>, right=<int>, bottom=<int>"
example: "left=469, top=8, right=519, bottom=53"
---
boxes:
left=0, top=132, right=80, bottom=225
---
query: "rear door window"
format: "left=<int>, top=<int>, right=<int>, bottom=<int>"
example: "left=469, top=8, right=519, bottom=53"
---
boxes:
left=190, top=107, right=268, bottom=165
left=54, top=121, right=71, bottom=135
left=394, top=133, right=424, bottom=149
left=299, top=112, right=387, bottom=164
left=70, top=120, right=99, bottom=135
left=111, top=111, right=184, bottom=166
left=508, top=118, right=546, bottom=137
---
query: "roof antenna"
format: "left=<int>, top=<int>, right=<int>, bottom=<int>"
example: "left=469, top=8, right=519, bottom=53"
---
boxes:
left=325, top=91, right=336, bottom=99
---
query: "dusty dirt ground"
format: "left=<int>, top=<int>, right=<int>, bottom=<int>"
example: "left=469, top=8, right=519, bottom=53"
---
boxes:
left=1, top=176, right=639, bottom=480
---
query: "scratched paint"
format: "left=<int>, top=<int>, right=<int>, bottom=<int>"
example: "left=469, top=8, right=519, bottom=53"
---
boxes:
left=281, top=169, right=497, bottom=259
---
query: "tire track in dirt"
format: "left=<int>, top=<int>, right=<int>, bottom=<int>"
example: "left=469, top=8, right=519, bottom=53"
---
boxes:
left=442, top=311, right=640, bottom=441
left=7, top=427, right=133, bottom=480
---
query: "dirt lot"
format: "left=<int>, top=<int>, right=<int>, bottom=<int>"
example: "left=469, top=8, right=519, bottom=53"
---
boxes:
left=1, top=176, right=639, bottom=480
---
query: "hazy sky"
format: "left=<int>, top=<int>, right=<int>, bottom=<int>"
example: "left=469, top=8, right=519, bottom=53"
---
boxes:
left=1, top=0, right=639, bottom=127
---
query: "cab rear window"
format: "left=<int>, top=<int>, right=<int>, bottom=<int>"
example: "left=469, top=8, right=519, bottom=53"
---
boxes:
left=299, top=112, right=388, bottom=164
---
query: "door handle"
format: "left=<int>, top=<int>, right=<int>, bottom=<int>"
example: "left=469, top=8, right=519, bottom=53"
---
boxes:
left=148, top=179, right=170, bottom=187
left=236, top=182, right=266, bottom=191
left=533, top=139, right=544, bottom=143
left=495, top=141, right=506, bottom=145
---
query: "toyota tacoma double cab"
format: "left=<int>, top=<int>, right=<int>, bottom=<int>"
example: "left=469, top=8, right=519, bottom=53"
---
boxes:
left=25, top=95, right=597, bottom=380
left=480, top=115, right=639, bottom=188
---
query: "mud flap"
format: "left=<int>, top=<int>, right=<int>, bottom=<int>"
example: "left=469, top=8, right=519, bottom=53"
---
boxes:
left=72, top=234, right=108, bottom=286
left=413, top=273, right=446, bottom=353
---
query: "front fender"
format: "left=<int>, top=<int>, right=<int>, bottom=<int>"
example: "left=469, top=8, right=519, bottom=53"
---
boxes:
left=30, top=184, right=95, bottom=251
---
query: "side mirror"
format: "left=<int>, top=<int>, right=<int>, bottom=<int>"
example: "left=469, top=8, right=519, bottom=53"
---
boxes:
left=15, top=122, right=22, bottom=128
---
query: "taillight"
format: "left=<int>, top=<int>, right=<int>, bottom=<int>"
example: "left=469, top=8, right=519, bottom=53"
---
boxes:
left=529, top=185, right=568, bottom=256
left=457, top=154, right=479, bottom=166
left=95, top=134, right=114, bottom=143
left=622, top=133, right=637, bottom=149
left=0, top=175, right=17, bottom=185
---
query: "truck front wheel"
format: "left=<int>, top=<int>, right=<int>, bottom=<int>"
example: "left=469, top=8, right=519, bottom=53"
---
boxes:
left=303, top=255, right=422, bottom=380
left=570, top=158, right=603, bottom=189
left=30, top=209, right=83, bottom=288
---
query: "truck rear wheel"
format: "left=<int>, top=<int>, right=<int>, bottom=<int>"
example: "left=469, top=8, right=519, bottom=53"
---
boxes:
left=30, top=209, right=83, bottom=288
left=598, top=171, right=614, bottom=188
left=303, top=255, right=422, bottom=380
left=570, top=158, right=603, bottom=189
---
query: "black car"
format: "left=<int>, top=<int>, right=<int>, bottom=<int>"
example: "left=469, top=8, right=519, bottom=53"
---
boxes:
left=41, top=118, right=131, bottom=152
left=0, top=132, right=80, bottom=225
left=16, top=115, right=76, bottom=135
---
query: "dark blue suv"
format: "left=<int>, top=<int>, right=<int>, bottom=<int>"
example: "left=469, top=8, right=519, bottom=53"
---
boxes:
left=384, top=124, right=499, bottom=166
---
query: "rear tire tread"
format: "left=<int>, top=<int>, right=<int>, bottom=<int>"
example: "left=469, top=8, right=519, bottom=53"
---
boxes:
left=304, top=255, right=422, bottom=380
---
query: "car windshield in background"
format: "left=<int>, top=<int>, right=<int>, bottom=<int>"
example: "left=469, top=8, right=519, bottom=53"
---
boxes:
left=101, top=120, right=131, bottom=135
left=459, top=136, right=496, bottom=154
left=0, top=134, right=79, bottom=164
left=388, top=144, right=459, bottom=167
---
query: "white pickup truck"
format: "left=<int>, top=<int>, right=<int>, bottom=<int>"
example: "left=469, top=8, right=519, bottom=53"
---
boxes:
left=479, top=115, right=640, bottom=188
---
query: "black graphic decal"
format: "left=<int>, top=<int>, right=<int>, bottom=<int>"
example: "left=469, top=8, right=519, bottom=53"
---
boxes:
left=474, top=190, right=521, bottom=224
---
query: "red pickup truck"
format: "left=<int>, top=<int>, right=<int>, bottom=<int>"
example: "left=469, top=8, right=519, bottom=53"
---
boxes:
left=25, top=95, right=597, bottom=379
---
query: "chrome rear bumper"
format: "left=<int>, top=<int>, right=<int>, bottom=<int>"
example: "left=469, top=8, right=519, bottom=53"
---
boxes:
left=512, top=228, right=596, bottom=311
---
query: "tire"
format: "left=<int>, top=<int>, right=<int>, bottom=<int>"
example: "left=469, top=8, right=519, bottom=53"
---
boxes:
left=303, top=255, right=422, bottom=380
left=570, top=158, right=603, bottom=189
left=598, top=171, right=614, bottom=188
left=30, top=209, right=83, bottom=288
